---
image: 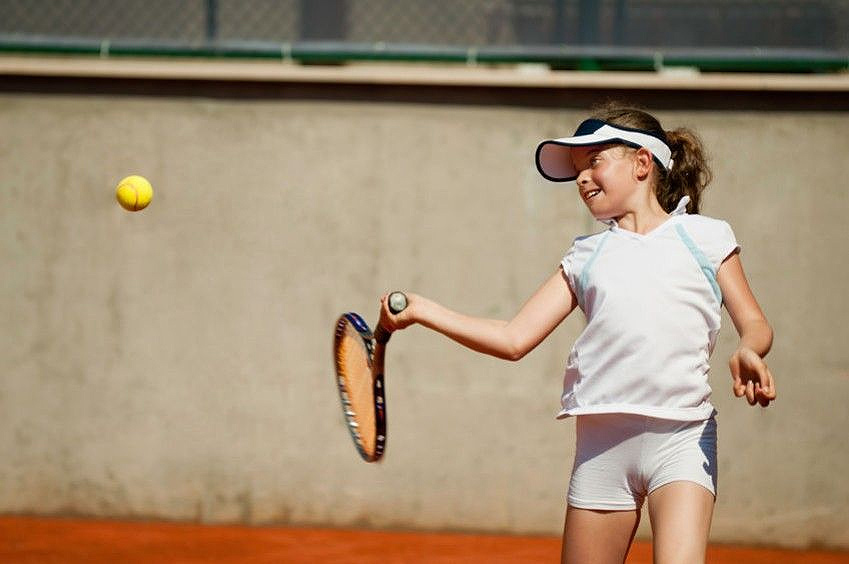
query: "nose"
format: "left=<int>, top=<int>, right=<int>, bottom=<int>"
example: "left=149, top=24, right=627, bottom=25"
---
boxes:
left=576, top=168, right=591, bottom=186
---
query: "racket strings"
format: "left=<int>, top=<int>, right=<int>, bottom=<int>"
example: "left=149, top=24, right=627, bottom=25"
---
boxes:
left=336, top=329, right=377, bottom=457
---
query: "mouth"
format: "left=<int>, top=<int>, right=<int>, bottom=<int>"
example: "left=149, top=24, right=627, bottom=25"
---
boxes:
left=582, top=189, right=602, bottom=201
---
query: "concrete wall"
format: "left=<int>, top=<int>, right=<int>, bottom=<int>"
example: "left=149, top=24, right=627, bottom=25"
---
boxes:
left=1, top=64, right=847, bottom=549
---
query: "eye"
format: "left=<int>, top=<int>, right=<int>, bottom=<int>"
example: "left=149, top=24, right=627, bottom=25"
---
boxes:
left=589, top=156, right=601, bottom=167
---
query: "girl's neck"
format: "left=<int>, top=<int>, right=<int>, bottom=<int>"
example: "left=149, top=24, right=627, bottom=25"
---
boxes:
left=611, top=193, right=670, bottom=234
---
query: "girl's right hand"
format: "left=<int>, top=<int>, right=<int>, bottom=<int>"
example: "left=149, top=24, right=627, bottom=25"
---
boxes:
left=379, top=292, right=419, bottom=332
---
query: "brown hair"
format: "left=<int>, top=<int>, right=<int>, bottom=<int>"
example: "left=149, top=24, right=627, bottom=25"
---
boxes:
left=590, top=103, right=712, bottom=214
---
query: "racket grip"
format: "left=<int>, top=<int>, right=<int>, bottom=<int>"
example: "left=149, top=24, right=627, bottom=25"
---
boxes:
left=374, top=325, right=391, bottom=344
left=375, top=292, right=408, bottom=344
left=387, top=291, right=408, bottom=314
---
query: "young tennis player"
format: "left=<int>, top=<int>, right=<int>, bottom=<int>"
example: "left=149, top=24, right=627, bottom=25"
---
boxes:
left=379, top=104, right=775, bottom=564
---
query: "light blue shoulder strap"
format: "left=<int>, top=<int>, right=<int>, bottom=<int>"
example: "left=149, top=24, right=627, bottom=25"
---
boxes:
left=575, top=230, right=611, bottom=310
left=674, top=224, right=722, bottom=303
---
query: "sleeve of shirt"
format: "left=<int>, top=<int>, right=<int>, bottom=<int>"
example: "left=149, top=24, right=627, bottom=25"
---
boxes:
left=560, top=242, right=579, bottom=294
left=706, top=220, right=741, bottom=271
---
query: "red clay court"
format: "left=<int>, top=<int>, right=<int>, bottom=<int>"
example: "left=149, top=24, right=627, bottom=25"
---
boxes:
left=1, top=516, right=847, bottom=563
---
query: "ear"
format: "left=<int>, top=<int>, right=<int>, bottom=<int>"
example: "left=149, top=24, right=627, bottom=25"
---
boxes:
left=633, top=148, right=654, bottom=180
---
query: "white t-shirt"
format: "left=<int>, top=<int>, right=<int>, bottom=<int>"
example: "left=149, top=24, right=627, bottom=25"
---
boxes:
left=558, top=197, right=740, bottom=421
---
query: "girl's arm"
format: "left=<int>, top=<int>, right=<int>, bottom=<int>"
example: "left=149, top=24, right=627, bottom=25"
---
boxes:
left=379, top=268, right=578, bottom=361
left=717, top=252, right=776, bottom=407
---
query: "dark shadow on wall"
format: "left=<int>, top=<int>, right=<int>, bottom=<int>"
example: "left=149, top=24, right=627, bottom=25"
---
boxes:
left=1, top=75, right=848, bottom=112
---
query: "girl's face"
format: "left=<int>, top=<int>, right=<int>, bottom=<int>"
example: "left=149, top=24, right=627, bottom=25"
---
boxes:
left=571, top=144, right=640, bottom=219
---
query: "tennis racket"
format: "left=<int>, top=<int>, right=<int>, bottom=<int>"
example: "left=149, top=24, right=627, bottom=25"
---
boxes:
left=333, top=291, right=408, bottom=462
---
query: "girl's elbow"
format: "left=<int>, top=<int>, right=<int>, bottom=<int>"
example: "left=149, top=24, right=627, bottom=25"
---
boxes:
left=498, top=328, right=532, bottom=361
left=505, top=350, right=524, bottom=362
left=505, top=342, right=530, bottom=362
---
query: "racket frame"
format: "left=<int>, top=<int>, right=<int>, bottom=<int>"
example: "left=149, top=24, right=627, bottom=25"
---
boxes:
left=334, top=312, right=387, bottom=462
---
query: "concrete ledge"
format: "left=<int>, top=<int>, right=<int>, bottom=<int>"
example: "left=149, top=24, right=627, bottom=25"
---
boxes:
left=2, top=55, right=849, bottom=92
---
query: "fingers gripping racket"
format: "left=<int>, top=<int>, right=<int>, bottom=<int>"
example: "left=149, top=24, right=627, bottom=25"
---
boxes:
left=333, top=292, right=408, bottom=462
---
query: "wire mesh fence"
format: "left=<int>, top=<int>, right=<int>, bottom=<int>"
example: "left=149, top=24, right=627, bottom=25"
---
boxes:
left=0, top=0, right=847, bottom=71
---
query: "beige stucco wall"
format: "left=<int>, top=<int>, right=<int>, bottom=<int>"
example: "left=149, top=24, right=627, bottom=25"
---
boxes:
left=1, top=62, right=847, bottom=549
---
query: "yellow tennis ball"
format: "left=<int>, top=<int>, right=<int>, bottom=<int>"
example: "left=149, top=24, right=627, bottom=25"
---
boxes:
left=115, top=175, right=153, bottom=212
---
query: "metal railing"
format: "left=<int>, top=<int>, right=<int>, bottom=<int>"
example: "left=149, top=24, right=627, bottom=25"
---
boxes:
left=1, top=0, right=847, bottom=72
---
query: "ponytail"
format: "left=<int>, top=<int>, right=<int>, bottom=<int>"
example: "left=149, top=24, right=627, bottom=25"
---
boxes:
left=658, top=128, right=712, bottom=214
left=590, top=103, right=712, bottom=214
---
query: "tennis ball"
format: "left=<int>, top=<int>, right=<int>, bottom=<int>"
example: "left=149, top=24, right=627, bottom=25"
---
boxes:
left=115, top=175, right=153, bottom=212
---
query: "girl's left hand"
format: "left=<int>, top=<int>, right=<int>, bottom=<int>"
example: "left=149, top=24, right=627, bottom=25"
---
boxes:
left=729, top=347, right=776, bottom=407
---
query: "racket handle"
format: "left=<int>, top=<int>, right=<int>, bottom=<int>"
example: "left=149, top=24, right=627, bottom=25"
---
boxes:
left=375, top=291, right=408, bottom=344
left=387, top=291, right=408, bottom=314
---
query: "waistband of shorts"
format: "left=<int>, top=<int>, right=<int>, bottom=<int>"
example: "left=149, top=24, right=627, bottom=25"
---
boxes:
left=556, top=403, right=717, bottom=422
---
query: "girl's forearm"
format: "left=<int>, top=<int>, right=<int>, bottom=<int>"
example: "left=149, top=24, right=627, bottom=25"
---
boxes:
left=394, top=270, right=576, bottom=361
left=737, top=318, right=773, bottom=358
left=413, top=297, right=522, bottom=361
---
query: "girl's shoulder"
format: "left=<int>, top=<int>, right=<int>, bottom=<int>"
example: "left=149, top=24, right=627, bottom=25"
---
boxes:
left=560, top=229, right=613, bottom=283
left=677, top=213, right=736, bottom=242
left=561, top=229, right=607, bottom=272
left=676, top=213, right=740, bottom=269
left=571, top=229, right=609, bottom=248
left=678, top=212, right=733, bottom=230
left=564, top=229, right=609, bottom=258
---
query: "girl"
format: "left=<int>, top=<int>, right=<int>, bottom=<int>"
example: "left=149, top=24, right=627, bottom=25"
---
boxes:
left=379, top=104, right=775, bottom=564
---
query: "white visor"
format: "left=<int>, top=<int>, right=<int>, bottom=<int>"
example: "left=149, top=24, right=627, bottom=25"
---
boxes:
left=536, top=119, right=673, bottom=182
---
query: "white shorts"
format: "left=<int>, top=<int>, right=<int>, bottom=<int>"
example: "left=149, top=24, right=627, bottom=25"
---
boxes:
left=567, top=413, right=717, bottom=511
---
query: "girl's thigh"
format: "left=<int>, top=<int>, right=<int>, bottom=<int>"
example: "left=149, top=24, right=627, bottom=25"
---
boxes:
left=561, top=505, right=640, bottom=564
left=647, top=481, right=715, bottom=564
